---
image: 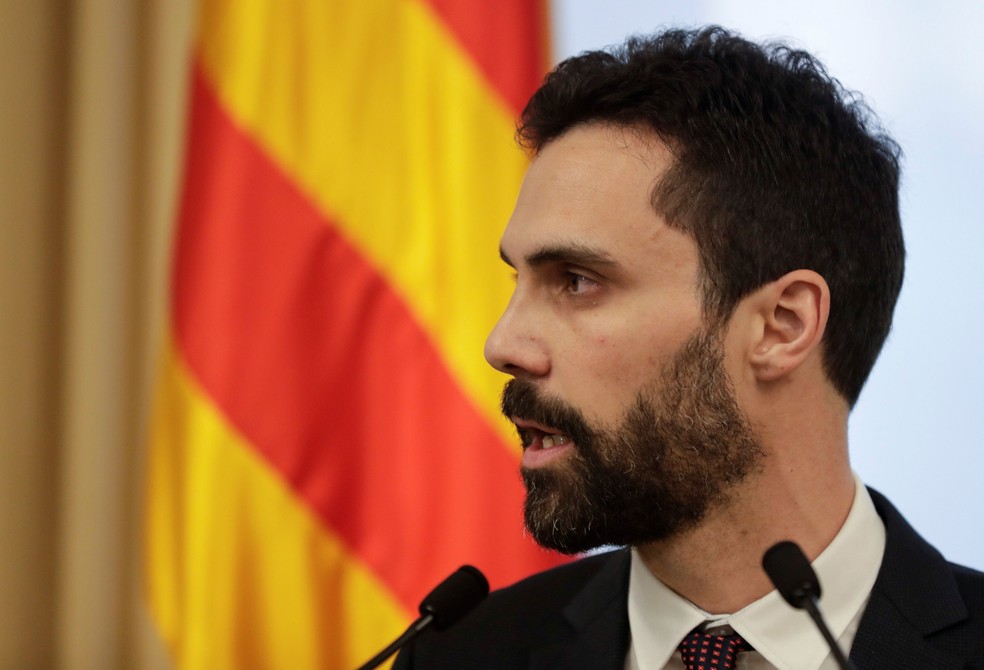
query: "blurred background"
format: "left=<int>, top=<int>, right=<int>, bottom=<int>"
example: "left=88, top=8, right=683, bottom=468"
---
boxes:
left=2, top=0, right=981, bottom=668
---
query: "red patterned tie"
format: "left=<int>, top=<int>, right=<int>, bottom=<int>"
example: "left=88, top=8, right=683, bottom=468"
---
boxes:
left=678, top=629, right=750, bottom=670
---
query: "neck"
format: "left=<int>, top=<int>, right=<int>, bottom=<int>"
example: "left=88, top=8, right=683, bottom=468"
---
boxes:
left=635, top=401, right=854, bottom=613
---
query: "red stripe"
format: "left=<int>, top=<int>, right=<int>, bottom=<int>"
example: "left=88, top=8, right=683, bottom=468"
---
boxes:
left=422, top=0, right=550, bottom=116
left=172, top=63, right=562, bottom=611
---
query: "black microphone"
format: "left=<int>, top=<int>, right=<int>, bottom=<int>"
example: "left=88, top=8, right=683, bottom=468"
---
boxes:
left=762, top=541, right=856, bottom=670
left=355, top=565, right=489, bottom=670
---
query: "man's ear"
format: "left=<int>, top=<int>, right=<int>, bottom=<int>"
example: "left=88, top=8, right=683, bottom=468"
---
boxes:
left=749, top=270, right=830, bottom=382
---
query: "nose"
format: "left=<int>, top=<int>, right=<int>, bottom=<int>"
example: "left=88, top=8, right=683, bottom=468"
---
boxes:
left=484, top=293, right=550, bottom=379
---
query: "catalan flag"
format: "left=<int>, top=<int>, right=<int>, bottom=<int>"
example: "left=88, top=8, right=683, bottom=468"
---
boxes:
left=143, top=1, right=561, bottom=668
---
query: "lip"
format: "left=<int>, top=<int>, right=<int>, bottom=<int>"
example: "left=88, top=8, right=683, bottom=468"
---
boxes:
left=510, top=416, right=575, bottom=468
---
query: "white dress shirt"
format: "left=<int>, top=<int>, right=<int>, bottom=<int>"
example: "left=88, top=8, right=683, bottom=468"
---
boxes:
left=625, top=474, right=886, bottom=669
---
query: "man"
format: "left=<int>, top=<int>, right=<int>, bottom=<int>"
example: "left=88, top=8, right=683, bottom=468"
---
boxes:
left=395, top=27, right=984, bottom=669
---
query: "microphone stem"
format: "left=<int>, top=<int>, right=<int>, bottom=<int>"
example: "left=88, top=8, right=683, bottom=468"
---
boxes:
left=801, top=596, right=856, bottom=670
left=355, top=613, right=435, bottom=670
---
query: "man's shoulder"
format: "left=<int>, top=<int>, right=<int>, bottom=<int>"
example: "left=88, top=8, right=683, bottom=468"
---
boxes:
left=394, top=549, right=630, bottom=669
left=486, top=549, right=627, bottom=610
left=859, top=488, right=984, bottom=667
left=869, top=487, right=984, bottom=595
left=951, top=561, right=984, bottom=586
left=946, top=559, right=984, bottom=655
left=949, top=560, right=984, bottom=619
left=446, top=548, right=627, bottom=637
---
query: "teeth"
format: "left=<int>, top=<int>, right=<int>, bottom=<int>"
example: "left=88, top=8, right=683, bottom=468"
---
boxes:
left=541, top=434, right=569, bottom=448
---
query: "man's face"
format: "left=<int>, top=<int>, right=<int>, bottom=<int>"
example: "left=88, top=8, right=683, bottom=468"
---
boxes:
left=485, top=124, right=763, bottom=553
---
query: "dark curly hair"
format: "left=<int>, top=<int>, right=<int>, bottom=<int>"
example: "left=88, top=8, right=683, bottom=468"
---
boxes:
left=518, top=26, right=904, bottom=407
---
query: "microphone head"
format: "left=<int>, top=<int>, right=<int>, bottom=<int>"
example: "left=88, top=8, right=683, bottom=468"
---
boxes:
left=419, top=565, right=490, bottom=630
left=762, top=540, right=822, bottom=609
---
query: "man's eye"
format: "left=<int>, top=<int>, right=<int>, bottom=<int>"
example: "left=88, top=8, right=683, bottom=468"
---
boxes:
left=567, top=272, right=597, bottom=294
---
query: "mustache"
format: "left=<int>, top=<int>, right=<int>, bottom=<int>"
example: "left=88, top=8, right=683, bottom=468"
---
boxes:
left=500, top=379, right=595, bottom=447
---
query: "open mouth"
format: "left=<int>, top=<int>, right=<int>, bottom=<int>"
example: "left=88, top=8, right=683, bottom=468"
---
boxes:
left=513, top=419, right=570, bottom=448
left=511, top=418, right=574, bottom=466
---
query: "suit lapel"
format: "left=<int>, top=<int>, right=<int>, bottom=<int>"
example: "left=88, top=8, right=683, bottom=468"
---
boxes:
left=530, top=549, right=632, bottom=670
left=850, top=489, right=968, bottom=669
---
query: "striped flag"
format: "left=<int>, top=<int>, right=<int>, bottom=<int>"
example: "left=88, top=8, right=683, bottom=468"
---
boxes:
left=143, top=0, right=562, bottom=667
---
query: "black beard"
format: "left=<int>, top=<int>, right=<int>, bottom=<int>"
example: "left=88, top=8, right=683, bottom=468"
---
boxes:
left=501, top=328, right=763, bottom=554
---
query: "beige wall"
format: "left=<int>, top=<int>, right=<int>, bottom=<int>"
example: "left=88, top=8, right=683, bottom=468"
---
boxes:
left=0, top=0, right=194, bottom=666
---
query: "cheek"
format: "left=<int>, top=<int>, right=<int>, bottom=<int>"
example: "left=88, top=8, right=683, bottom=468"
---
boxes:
left=588, top=336, right=637, bottom=383
left=557, top=304, right=702, bottom=419
left=594, top=319, right=696, bottom=391
left=575, top=334, right=659, bottom=406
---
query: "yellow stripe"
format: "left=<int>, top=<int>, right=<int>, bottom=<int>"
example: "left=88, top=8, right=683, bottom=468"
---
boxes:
left=145, top=343, right=410, bottom=669
left=196, top=0, right=521, bottom=446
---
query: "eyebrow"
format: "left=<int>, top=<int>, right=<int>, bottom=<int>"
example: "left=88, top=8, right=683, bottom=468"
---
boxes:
left=499, top=243, right=617, bottom=270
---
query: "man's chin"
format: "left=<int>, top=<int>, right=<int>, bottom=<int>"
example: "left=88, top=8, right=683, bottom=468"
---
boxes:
left=521, top=469, right=608, bottom=554
left=523, top=514, right=607, bottom=555
left=520, top=470, right=700, bottom=553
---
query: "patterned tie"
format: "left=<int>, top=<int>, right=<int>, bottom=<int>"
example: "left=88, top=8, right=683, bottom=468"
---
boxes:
left=678, top=629, right=750, bottom=670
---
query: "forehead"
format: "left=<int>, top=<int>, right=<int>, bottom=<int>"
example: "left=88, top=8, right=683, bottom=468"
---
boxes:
left=502, top=124, right=695, bottom=271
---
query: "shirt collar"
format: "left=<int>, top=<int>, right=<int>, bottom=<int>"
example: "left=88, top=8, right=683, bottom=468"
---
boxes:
left=627, top=474, right=886, bottom=670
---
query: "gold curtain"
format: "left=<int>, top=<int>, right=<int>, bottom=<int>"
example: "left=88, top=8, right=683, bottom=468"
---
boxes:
left=0, top=0, right=193, bottom=666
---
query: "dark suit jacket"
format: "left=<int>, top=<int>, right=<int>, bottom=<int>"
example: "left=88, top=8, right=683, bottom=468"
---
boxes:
left=394, top=489, right=984, bottom=669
